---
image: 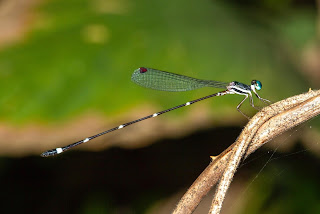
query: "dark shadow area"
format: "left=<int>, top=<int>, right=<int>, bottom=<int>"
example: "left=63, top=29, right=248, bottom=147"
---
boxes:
left=1, top=126, right=320, bottom=214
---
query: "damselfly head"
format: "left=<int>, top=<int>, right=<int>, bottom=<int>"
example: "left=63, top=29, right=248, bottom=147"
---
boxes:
left=251, top=80, right=262, bottom=91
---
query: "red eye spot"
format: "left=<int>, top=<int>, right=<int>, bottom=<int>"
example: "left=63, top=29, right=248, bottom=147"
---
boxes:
left=139, top=67, right=148, bottom=73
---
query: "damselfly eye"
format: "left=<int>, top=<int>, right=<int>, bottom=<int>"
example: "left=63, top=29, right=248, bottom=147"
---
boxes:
left=255, top=80, right=262, bottom=91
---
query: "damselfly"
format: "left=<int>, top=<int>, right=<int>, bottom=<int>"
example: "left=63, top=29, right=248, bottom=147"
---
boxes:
left=41, top=67, right=270, bottom=157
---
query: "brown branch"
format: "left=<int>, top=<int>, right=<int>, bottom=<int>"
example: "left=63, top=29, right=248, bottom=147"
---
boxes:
left=172, top=89, right=320, bottom=214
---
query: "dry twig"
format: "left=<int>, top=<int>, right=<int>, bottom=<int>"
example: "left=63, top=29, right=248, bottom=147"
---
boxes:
left=173, top=89, right=320, bottom=214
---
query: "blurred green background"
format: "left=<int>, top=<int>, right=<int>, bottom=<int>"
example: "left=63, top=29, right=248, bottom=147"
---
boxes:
left=0, top=0, right=320, bottom=213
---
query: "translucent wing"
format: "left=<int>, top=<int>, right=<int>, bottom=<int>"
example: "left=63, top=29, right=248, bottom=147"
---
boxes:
left=131, top=67, right=228, bottom=92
